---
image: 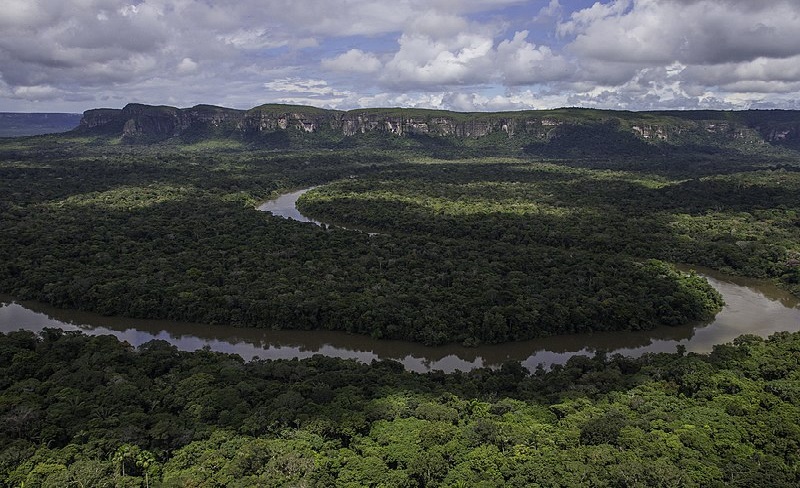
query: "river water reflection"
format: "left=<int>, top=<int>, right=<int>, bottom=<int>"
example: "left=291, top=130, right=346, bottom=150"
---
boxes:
left=3, top=189, right=799, bottom=372
left=2, top=269, right=799, bottom=373
left=257, top=188, right=322, bottom=224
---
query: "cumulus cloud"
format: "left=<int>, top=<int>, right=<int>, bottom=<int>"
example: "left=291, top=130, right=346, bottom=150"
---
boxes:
left=381, top=31, right=495, bottom=86
left=496, top=31, right=574, bottom=84
left=562, top=0, right=800, bottom=65
left=176, top=57, right=199, bottom=74
left=262, top=78, right=360, bottom=108
left=380, top=21, right=574, bottom=89
left=681, top=56, right=800, bottom=88
left=0, top=0, right=799, bottom=112
left=265, top=78, right=339, bottom=95
left=534, top=0, right=563, bottom=22
left=539, top=0, right=800, bottom=110
left=321, top=50, right=382, bottom=73
left=217, top=29, right=290, bottom=50
left=11, top=84, right=63, bottom=101
left=0, top=0, right=169, bottom=93
left=442, top=91, right=542, bottom=112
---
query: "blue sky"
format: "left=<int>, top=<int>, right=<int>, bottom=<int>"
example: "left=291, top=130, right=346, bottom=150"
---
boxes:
left=2, top=0, right=800, bottom=113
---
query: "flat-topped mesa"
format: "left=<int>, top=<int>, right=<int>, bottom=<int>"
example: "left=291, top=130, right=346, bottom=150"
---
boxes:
left=334, top=110, right=520, bottom=138
left=79, top=108, right=123, bottom=129
left=242, top=105, right=337, bottom=134
left=76, top=102, right=800, bottom=150
left=80, top=103, right=244, bottom=140
left=121, top=104, right=181, bottom=139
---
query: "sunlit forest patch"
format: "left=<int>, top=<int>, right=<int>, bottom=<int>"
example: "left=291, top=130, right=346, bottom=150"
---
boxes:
left=46, top=184, right=197, bottom=211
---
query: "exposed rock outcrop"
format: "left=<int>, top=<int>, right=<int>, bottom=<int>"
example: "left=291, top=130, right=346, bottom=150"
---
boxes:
left=80, top=109, right=124, bottom=129
left=76, top=103, right=800, bottom=151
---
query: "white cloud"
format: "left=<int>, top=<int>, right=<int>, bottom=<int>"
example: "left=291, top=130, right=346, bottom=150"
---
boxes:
left=218, top=29, right=288, bottom=50
left=353, top=91, right=446, bottom=110
left=11, top=84, right=62, bottom=101
left=382, top=31, right=495, bottom=86
left=562, top=0, right=800, bottom=65
left=176, top=57, right=198, bottom=74
left=534, top=0, right=562, bottom=22
left=118, top=4, right=139, bottom=17
left=720, top=81, right=800, bottom=95
left=557, top=0, right=632, bottom=37
left=441, top=89, right=578, bottom=111
left=408, top=11, right=471, bottom=39
left=681, top=56, right=800, bottom=87
left=264, top=78, right=344, bottom=97
left=321, top=49, right=382, bottom=73
left=379, top=23, right=576, bottom=89
left=0, top=0, right=58, bottom=29
left=1, top=0, right=800, bottom=112
left=496, top=31, right=574, bottom=84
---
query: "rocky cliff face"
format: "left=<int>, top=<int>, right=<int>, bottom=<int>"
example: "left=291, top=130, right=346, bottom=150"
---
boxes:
left=81, top=104, right=244, bottom=140
left=77, top=103, right=800, bottom=150
left=240, top=107, right=333, bottom=134
left=80, top=109, right=124, bottom=129
left=758, top=123, right=800, bottom=145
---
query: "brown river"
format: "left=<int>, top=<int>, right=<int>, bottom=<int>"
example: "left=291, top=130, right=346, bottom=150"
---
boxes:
left=0, top=189, right=797, bottom=372
left=2, top=269, right=799, bottom=373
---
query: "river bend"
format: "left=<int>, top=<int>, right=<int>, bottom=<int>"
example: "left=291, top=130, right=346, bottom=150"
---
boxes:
left=0, top=190, right=797, bottom=373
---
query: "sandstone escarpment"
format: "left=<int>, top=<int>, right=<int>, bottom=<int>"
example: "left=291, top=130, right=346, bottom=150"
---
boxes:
left=76, top=103, right=800, bottom=151
left=80, top=108, right=125, bottom=130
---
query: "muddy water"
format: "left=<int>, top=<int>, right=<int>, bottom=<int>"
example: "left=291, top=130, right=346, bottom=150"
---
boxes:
left=3, top=190, right=797, bottom=372
left=257, top=188, right=322, bottom=224
left=2, top=268, right=799, bottom=373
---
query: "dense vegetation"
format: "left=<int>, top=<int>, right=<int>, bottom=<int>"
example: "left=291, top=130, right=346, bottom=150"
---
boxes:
left=3, top=329, right=800, bottom=487
left=0, top=136, right=740, bottom=345
left=298, top=158, right=800, bottom=297
left=2, top=107, right=800, bottom=486
left=3, top=121, right=800, bottom=344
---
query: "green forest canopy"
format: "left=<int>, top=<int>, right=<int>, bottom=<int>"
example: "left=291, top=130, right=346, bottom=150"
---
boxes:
left=8, top=138, right=800, bottom=344
left=1, top=110, right=800, bottom=486
left=2, top=329, right=800, bottom=487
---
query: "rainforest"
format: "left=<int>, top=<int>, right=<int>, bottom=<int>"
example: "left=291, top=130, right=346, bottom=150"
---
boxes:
left=1, top=104, right=800, bottom=486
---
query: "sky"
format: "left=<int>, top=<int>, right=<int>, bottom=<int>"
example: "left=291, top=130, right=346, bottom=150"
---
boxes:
left=2, top=0, right=800, bottom=113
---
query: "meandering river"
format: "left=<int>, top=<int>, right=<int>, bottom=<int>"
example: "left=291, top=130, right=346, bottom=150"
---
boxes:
left=257, top=188, right=322, bottom=225
left=1, top=189, right=798, bottom=373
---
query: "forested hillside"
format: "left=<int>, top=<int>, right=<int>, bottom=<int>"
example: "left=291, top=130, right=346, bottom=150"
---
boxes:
left=2, top=329, right=800, bottom=487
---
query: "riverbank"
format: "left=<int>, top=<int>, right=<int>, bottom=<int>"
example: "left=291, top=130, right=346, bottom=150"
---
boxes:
left=2, top=267, right=798, bottom=372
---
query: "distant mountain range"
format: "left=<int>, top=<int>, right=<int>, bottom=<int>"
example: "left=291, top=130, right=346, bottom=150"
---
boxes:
left=0, top=113, right=82, bottom=137
left=71, top=103, right=800, bottom=157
